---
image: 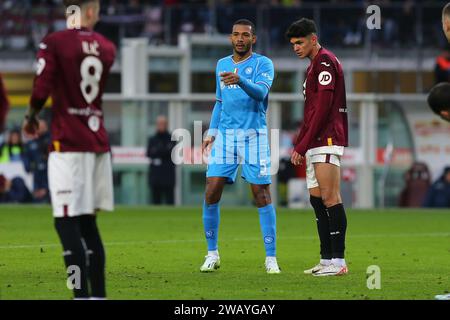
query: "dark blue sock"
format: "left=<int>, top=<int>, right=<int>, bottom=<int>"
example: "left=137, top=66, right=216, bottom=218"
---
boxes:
left=202, top=201, right=220, bottom=251
left=258, top=203, right=276, bottom=257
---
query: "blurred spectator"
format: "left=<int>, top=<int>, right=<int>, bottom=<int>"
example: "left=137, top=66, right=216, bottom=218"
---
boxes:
left=23, top=119, right=50, bottom=203
left=0, top=74, right=9, bottom=133
left=434, top=45, right=450, bottom=84
left=0, top=129, right=24, bottom=163
left=0, top=174, right=32, bottom=203
left=142, top=5, right=163, bottom=43
left=146, top=115, right=176, bottom=205
left=422, top=166, right=450, bottom=208
left=398, top=162, right=431, bottom=207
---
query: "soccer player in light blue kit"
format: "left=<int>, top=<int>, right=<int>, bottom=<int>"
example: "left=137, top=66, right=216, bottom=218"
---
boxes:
left=200, top=19, right=280, bottom=274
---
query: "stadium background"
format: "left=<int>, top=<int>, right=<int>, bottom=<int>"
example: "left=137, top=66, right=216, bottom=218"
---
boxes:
left=1, top=0, right=449, bottom=208
left=0, top=0, right=450, bottom=301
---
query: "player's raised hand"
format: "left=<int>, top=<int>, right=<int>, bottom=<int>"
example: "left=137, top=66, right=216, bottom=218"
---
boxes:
left=22, top=114, right=40, bottom=139
left=220, top=72, right=240, bottom=85
left=291, top=150, right=304, bottom=166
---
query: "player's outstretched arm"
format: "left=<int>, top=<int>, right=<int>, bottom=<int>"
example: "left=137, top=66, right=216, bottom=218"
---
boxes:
left=237, top=77, right=269, bottom=102
left=220, top=72, right=268, bottom=101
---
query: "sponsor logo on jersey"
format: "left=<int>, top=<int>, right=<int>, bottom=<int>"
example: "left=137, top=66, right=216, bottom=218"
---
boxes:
left=318, top=71, right=332, bottom=86
left=261, top=72, right=273, bottom=81
left=302, top=79, right=307, bottom=99
left=320, top=62, right=331, bottom=67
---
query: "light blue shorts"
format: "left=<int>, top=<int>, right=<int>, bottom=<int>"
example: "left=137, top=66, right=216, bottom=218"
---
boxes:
left=206, top=130, right=271, bottom=185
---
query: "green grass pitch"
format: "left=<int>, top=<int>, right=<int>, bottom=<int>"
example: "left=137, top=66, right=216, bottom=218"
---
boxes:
left=0, top=205, right=449, bottom=300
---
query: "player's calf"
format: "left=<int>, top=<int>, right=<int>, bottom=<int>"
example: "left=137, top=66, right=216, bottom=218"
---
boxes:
left=79, top=214, right=106, bottom=298
left=54, top=217, right=89, bottom=299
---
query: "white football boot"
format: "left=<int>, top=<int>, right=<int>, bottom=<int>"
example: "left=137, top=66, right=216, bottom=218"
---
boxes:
left=200, top=254, right=220, bottom=272
left=312, top=264, right=348, bottom=277
left=265, top=257, right=281, bottom=274
left=303, top=262, right=329, bottom=274
left=435, top=293, right=450, bottom=300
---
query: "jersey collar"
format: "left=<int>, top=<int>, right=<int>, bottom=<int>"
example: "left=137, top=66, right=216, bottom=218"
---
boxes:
left=231, top=53, right=254, bottom=65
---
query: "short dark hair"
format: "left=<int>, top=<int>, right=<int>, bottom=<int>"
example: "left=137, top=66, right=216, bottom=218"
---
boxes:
left=443, top=2, right=450, bottom=17
left=63, top=0, right=98, bottom=8
left=427, top=82, right=450, bottom=115
left=285, top=18, right=317, bottom=39
left=233, top=19, right=256, bottom=35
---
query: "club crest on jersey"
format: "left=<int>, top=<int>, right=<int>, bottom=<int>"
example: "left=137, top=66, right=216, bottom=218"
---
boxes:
left=245, top=67, right=253, bottom=74
left=318, top=71, right=332, bottom=86
left=264, top=236, right=274, bottom=244
left=88, top=115, right=100, bottom=132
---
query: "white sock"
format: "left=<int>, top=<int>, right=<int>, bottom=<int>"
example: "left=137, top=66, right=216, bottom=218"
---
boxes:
left=266, top=256, right=277, bottom=262
left=208, top=250, right=219, bottom=256
left=320, top=259, right=332, bottom=266
left=332, top=258, right=346, bottom=267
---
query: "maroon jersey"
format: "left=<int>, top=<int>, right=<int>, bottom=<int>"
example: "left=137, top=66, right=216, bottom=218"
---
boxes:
left=30, top=27, right=116, bottom=152
left=0, top=74, right=9, bottom=131
left=294, top=47, right=348, bottom=156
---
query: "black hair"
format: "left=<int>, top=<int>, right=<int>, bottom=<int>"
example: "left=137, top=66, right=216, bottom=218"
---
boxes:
left=427, top=82, right=450, bottom=114
left=233, top=19, right=256, bottom=35
left=285, top=18, right=317, bottom=39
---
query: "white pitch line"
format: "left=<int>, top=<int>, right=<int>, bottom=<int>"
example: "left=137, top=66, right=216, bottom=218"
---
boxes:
left=0, top=232, right=448, bottom=250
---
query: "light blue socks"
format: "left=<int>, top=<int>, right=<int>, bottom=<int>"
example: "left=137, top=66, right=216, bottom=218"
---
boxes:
left=202, top=201, right=220, bottom=251
left=258, top=203, right=277, bottom=257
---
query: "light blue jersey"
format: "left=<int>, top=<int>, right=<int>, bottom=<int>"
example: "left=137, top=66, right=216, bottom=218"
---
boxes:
left=207, top=53, right=275, bottom=185
left=215, top=53, right=274, bottom=132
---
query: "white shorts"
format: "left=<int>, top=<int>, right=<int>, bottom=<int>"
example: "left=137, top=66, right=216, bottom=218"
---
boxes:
left=48, top=152, right=114, bottom=218
left=306, top=146, right=344, bottom=189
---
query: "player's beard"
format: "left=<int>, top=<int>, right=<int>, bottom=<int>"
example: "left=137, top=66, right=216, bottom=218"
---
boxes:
left=233, top=42, right=251, bottom=57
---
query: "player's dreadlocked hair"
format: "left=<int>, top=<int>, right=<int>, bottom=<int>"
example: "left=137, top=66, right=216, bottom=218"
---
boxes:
left=285, top=18, right=317, bottom=39
left=63, top=0, right=99, bottom=8
left=443, top=2, right=450, bottom=17
left=233, top=19, right=256, bottom=35
left=427, top=82, right=450, bottom=115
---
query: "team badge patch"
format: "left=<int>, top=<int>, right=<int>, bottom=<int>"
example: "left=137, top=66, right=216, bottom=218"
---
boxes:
left=318, top=71, right=332, bottom=85
left=88, top=115, right=100, bottom=132
left=264, top=236, right=274, bottom=244
left=206, top=230, right=214, bottom=239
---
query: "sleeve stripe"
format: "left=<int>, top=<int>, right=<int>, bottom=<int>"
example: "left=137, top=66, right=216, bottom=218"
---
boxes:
left=216, top=98, right=222, bottom=102
left=256, top=81, right=271, bottom=90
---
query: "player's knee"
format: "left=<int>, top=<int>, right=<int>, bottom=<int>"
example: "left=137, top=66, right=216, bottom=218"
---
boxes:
left=253, top=188, right=272, bottom=207
left=205, top=189, right=221, bottom=205
left=321, top=192, right=341, bottom=208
